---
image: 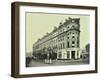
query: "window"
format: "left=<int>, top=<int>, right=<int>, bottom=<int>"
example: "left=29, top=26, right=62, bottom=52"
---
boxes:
left=77, top=41, right=79, bottom=47
left=63, top=43, right=65, bottom=48
left=72, top=41, right=75, bottom=48
left=59, top=45, right=60, bottom=49
left=77, top=51, right=79, bottom=57
left=72, top=36, right=75, bottom=38
left=67, top=51, right=70, bottom=59
left=60, top=30, right=62, bottom=33
left=77, top=37, right=78, bottom=40
left=63, top=37, right=64, bottom=41
left=67, top=42, right=69, bottom=48
left=77, top=41, right=79, bottom=44
left=72, top=45, right=75, bottom=48
left=72, top=25, right=75, bottom=28
left=72, top=41, right=75, bottom=44
left=63, top=29, right=64, bottom=31
left=60, top=38, right=62, bottom=41
left=58, top=38, right=60, bottom=42
left=58, top=53, right=62, bottom=59
left=55, top=45, right=57, bottom=49
left=56, top=39, right=57, bottom=42
left=61, top=44, right=62, bottom=49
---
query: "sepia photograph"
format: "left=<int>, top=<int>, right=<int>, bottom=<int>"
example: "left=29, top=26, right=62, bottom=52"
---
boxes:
left=25, top=13, right=90, bottom=67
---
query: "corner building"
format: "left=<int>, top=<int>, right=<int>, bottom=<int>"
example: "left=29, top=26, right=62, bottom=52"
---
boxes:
left=33, top=17, right=81, bottom=60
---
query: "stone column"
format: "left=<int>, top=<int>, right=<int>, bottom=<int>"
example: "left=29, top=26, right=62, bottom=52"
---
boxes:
left=78, top=50, right=80, bottom=58
left=66, top=52, right=68, bottom=59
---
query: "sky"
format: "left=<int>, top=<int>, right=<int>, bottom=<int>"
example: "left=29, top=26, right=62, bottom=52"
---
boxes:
left=25, top=12, right=89, bottom=53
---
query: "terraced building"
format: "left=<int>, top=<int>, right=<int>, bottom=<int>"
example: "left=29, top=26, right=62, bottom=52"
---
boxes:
left=33, top=17, right=81, bottom=60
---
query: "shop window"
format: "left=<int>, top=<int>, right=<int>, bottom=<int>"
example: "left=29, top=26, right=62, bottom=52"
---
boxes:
left=77, top=42, right=79, bottom=47
left=58, top=52, right=62, bottom=59
left=67, top=51, right=70, bottom=59
left=77, top=51, right=79, bottom=56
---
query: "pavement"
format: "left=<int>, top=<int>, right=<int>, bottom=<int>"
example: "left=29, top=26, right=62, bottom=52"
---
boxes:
left=28, top=58, right=89, bottom=67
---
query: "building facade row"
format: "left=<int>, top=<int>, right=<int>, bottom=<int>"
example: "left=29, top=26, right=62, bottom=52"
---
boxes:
left=33, top=17, right=81, bottom=60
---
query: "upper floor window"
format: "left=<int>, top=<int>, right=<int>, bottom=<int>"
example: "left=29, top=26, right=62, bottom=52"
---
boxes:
left=63, top=29, right=64, bottom=32
left=72, top=25, right=75, bottom=28
left=56, top=39, right=58, bottom=42
left=72, top=36, right=75, bottom=38
left=72, top=41, right=75, bottom=44
left=67, top=26, right=69, bottom=29
left=63, top=43, right=65, bottom=48
left=77, top=41, right=79, bottom=47
left=67, top=42, right=69, bottom=48
left=72, top=45, right=75, bottom=48
left=72, top=32, right=74, bottom=34
left=60, top=38, right=62, bottom=41
left=63, top=37, right=64, bottom=40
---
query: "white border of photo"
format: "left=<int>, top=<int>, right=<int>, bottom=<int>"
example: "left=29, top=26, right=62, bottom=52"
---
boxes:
left=19, top=6, right=95, bottom=74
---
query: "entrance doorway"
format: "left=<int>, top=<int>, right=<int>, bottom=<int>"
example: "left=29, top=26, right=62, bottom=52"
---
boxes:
left=71, top=51, right=75, bottom=59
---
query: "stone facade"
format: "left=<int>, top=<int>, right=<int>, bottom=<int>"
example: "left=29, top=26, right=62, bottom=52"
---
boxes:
left=33, top=17, right=81, bottom=60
